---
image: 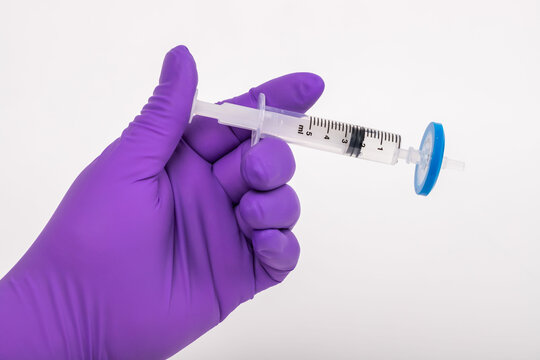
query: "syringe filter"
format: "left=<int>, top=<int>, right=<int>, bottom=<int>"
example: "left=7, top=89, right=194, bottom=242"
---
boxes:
left=414, top=122, right=445, bottom=196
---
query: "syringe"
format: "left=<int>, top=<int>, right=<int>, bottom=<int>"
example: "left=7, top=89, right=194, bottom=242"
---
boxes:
left=190, top=93, right=464, bottom=196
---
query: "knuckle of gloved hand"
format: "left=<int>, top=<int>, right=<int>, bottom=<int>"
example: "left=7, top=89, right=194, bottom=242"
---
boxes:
left=257, top=230, right=300, bottom=273
left=242, top=151, right=269, bottom=188
left=242, top=138, right=295, bottom=189
left=253, top=229, right=286, bottom=255
left=239, top=193, right=265, bottom=228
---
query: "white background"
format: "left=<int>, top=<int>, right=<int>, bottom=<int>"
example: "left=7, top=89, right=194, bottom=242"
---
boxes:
left=1, top=0, right=539, bottom=359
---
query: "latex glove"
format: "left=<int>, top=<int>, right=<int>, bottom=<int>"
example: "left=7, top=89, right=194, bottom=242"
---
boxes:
left=0, top=45, right=324, bottom=359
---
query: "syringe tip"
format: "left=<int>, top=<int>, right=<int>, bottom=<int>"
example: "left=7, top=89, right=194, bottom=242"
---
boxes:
left=442, top=157, right=465, bottom=171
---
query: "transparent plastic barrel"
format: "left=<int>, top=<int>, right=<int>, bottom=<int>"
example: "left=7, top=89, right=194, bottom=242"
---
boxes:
left=260, top=106, right=402, bottom=165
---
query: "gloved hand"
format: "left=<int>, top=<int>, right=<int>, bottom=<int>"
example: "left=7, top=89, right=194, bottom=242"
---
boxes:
left=0, top=45, right=324, bottom=359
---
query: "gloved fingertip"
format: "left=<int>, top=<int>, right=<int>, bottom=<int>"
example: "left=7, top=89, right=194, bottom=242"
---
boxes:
left=270, top=72, right=325, bottom=111
left=295, top=72, right=325, bottom=104
left=168, top=44, right=191, bottom=55
left=159, top=45, right=197, bottom=85
left=241, top=154, right=269, bottom=189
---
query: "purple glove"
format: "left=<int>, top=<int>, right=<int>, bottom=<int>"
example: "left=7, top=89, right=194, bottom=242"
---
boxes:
left=0, top=46, right=324, bottom=359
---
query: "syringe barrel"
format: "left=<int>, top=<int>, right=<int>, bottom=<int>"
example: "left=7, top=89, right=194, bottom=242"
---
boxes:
left=192, top=100, right=402, bottom=165
left=260, top=106, right=402, bottom=165
left=191, top=98, right=461, bottom=196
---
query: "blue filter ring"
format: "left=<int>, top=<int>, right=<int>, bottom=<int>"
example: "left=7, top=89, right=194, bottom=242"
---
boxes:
left=414, top=122, right=445, bottom=196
